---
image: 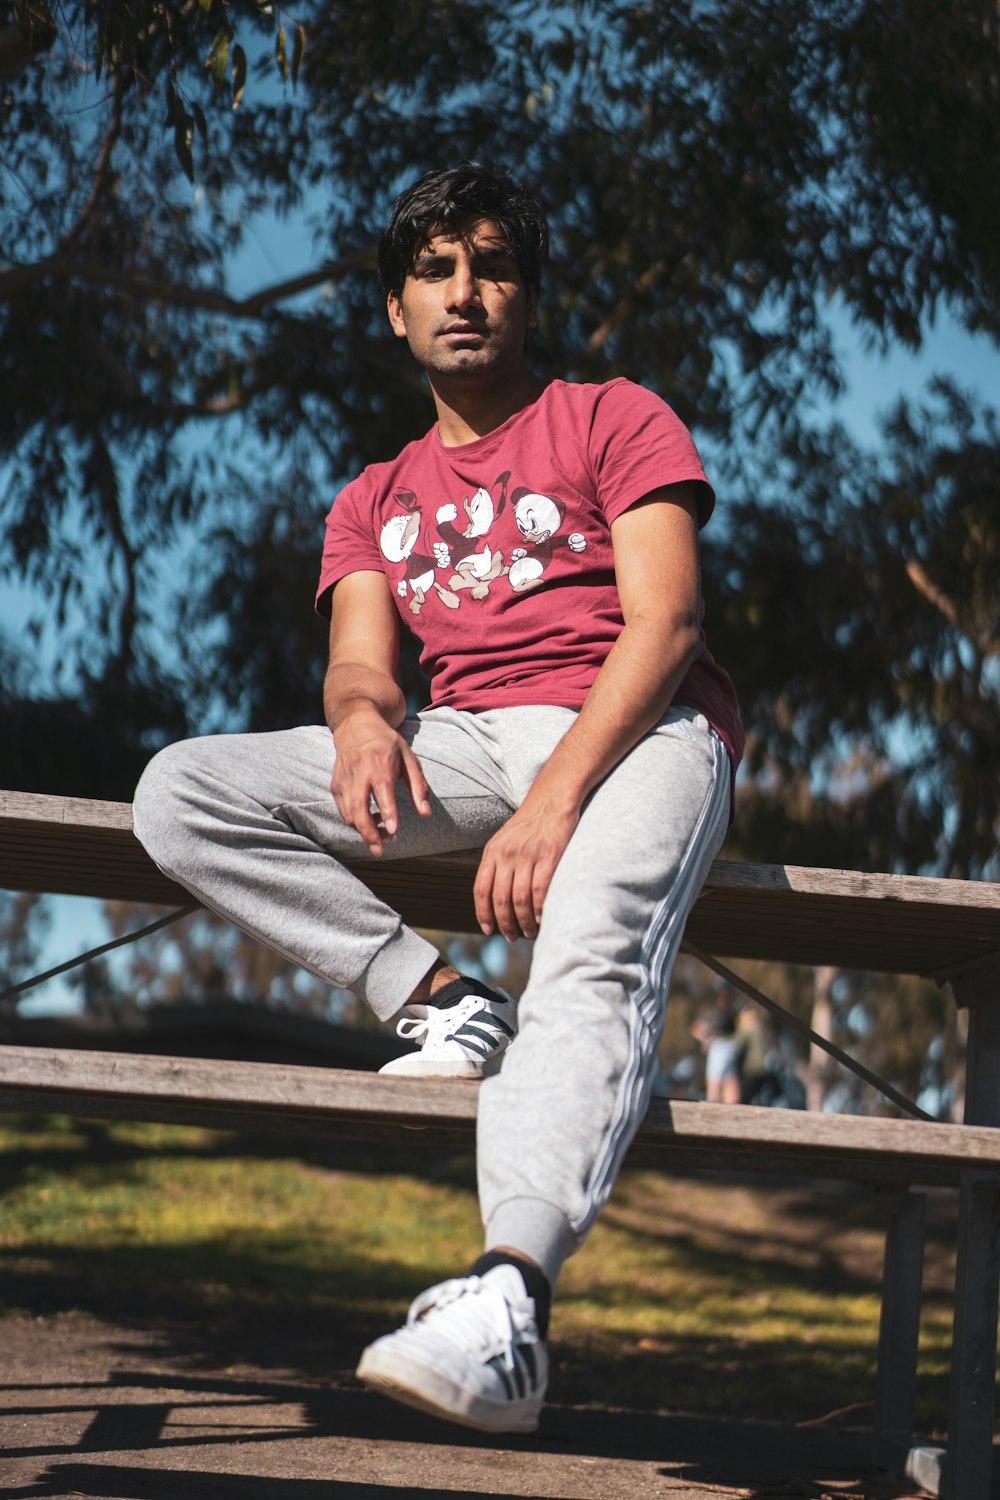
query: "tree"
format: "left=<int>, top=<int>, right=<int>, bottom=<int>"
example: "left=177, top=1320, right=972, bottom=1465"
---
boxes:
left=1, top=5, right=998, bottom=1096
left=711, top=378, right=1000, bottom=880
left=78, top=899, right=345, bottom=1019
left=0, top=890, right=49, bottom=1001
left=2, top=0, right=998, bottom=816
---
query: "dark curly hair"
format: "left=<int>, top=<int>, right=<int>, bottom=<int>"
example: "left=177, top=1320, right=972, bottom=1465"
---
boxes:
left=377, top=162, right=548, bottom=299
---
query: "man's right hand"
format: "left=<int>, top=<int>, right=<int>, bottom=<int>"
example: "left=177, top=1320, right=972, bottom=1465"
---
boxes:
left=331, top=707, right=432, bottom=857
left=325, top=572, right=431, bottom=855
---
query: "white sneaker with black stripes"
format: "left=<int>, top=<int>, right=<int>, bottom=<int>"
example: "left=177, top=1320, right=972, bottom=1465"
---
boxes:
left=378, top=977, right=517, bottom=1079
left=356, top=1264, right=548, bottom=1432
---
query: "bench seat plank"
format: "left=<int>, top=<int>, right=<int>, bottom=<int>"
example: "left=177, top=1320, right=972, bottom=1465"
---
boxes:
left=2, top=791, right=1000, bottom=979
left=1, top=1047, right=998, bottom=1185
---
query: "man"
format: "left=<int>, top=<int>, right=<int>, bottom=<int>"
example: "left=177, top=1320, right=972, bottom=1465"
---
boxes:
left=133, top=162, right=743, bottom=1434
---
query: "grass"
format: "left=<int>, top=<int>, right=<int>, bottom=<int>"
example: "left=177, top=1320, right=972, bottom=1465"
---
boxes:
left=0, top=1112, right=961, bottom=1434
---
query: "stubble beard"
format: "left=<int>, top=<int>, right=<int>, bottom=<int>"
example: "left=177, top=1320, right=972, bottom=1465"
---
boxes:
left=422, top=329, right=526, bottom=387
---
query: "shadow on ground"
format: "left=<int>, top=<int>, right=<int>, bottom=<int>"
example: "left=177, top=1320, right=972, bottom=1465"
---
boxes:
left=1, top=1119, right=991, bottom=1497
left=0, top=1117, right=963, bottom=1429
left=3, top=1323, right=976, bottom=1500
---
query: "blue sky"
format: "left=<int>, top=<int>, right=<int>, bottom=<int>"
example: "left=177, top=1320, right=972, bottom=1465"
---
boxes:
left=826, top=311, right=1000, bottom=446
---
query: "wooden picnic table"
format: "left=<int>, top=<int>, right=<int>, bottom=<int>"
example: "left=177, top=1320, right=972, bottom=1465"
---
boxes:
left=0, top=787, right=998, bottom=1498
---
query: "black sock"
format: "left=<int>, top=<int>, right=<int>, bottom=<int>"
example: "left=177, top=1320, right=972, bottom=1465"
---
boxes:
left=470, top=1249, right=552, bottom=1339
left=428, top=975, right=504, bottom=1010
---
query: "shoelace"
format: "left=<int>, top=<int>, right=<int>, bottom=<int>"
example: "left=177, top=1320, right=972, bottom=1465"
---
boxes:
left=395, top=995, right=482, bottom=1044
left=395, top=1014, right=437, bottom=1043
left=407, top=1276, right=533, bottom=1372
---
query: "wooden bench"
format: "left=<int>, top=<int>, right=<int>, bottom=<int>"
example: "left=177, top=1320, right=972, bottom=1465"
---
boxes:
left=1, top=788, right=999, bottom=1498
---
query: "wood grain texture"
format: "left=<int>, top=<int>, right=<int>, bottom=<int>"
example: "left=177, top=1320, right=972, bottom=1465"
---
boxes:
left=703, top=860, right=1000, bottom=908
left=1, top=1047, right=998, bottom=1179
left=0, top=791, right=135, bottom=830
left=3, top=790, right=1000, bottom=975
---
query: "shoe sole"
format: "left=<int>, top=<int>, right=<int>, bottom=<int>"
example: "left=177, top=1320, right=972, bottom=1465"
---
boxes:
left=378, top=1052, right=507, bottom=1079
left=356, top=1346, right=542, bottom=1434
left=378, top=1058, right=485, bottom=1078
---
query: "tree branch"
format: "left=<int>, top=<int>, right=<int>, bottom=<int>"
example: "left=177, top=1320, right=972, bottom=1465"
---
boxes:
left=904, top=557, right=960, bottom=630
left=84, top=431, right=138, bottom=670
left=585, top=257, right=683, bottom=352
left=57, top=69, right=126, bottom=256
left=143, top=343, right=427, bottom=421
left=905, top=555, right=995, bottom=665
left=0, top=249, right=376, bottom=314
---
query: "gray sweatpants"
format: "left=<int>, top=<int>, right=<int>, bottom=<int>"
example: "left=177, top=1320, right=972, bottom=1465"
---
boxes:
left=133, top=704, right=730, bottom=1287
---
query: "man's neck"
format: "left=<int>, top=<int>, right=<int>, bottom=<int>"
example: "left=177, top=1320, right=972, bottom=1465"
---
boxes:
left=429, top=367, right=542, bottom=447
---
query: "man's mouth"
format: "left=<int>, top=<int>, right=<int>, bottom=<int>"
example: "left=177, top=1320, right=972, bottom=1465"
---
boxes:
left=440, top=323, right=486, bottom=343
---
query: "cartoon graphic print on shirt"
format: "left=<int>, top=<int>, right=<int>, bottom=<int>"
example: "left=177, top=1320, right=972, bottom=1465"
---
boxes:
left=379, top=490, right=460, bottom=615
left=434, top=470, right=511, bottom=601
left=506, top=488, right=587, bottom=593
left=379, top=478, right=590, bottom=612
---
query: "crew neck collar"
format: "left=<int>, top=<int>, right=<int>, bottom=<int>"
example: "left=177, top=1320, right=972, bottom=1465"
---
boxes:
left=431, top=378, right=551, bottom=456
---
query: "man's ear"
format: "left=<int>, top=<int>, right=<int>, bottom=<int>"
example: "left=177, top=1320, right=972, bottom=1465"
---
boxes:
left=387, top=290, right=407, bottom=339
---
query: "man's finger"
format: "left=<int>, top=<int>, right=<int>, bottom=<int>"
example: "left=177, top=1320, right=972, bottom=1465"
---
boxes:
left=511, top=871, right=538, bottom=940
left=372, top=776, right=400, bottom=837
left=331, top=781, right=349, bottom=826
left=531, top=857, right=556, bottom=927
left=355, top=815, right=384, bottom=856
left=345, top=785, right=385, bottom=855
left=401, top=746, right=432, bottom=817
left=474, top=852, right=497, bottom=934
left=532, top=870, right=551, bottom=927
left=491, top=865, right=519, bottom=943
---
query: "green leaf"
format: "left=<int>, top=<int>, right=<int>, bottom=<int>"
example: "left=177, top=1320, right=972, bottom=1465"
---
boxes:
left=275, top=25, right=288, bottom=83
left=198, top=0, right=213, bottom=13
left=205, top=27, right=231, bottom=92
left=231, top=43, right=247, bottom=109
left=291, top=23, right=306, bottom=87
left=164, top=80, right=180, bottom=129
left=174, top=116, right=195, bottom=183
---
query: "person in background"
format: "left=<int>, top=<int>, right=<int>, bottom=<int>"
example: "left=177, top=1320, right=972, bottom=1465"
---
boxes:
left=692, top=1001, right=745, bottom=1105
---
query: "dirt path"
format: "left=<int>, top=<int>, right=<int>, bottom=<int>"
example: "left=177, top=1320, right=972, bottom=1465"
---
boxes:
left=0, top=1312, right=948, bottom=1500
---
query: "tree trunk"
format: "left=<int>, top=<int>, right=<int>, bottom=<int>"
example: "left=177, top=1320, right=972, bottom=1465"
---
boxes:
left=949, top=1004, right=969, bottom=1124
left=806, top=964, right=839, bottom=1112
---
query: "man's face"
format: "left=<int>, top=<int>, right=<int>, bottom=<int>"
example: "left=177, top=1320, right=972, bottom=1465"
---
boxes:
left=386, top=219, right=537, bottom=385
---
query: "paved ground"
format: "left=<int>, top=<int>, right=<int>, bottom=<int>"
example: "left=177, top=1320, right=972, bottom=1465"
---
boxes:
left=0, top=1314, right=966, bottom=1500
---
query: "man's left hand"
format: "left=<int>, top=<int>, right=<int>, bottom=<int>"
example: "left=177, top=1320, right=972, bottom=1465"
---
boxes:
left=474, top=794, right=580, bottom=941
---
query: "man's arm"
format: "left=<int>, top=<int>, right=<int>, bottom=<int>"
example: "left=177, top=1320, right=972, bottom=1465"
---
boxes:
left=474, top=482, right=704, bottom=940
left=325, top=569, right=431, bottom=856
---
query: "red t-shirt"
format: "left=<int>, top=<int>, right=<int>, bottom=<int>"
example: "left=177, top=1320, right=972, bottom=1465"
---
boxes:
left=317, top=378, right=744, bottom=772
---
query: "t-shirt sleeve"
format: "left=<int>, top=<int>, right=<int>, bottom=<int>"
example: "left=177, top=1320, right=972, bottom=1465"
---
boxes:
left=315, top=478, right=384, bottom=619
left=588, top=379, right=715, bottom=528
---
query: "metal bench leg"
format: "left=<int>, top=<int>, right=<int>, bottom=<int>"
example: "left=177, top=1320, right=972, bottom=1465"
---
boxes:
left=940, top=969, right=1000, bottom=1500
left=872, top=1186, right=927, bottom=1476
left=941, top=1172, right=1000, bottom=1499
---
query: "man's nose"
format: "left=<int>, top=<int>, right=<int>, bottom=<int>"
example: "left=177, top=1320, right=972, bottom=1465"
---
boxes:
left=446, top=265, right=481, bottom=312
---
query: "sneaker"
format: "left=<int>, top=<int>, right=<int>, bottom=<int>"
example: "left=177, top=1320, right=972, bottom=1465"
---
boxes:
left=356, top=1264, right=548, bottom=1432
left=379, top=977, right=517, bottom=1079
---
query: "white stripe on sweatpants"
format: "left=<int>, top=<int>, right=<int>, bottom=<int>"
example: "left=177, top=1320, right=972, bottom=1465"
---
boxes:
left=578, top=730, right=731, bottom=1238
